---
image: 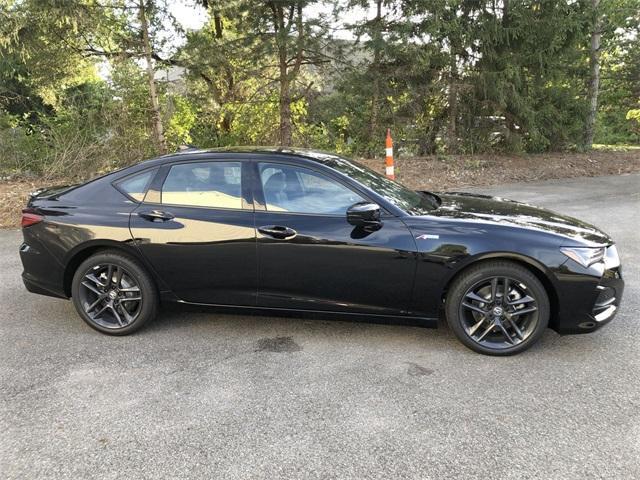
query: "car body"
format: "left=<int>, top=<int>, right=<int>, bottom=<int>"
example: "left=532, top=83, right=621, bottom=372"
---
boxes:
left=19, top=148, right=624, bottom=354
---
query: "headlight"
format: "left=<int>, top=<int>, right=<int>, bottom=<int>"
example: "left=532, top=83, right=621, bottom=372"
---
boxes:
left=604, top=244, right=620, bottom=269
left=560, top=246, right=605, bottom=268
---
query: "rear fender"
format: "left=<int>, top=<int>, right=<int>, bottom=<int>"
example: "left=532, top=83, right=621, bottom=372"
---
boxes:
left=61, top=239, right=173, bottom=298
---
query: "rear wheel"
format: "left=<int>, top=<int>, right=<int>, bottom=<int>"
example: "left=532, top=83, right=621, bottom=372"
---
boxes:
left=71, top=250, right=158, bottom=335
left=445, top=261, right=549, bottom=355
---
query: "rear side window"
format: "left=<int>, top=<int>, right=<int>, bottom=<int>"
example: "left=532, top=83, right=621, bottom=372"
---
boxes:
left=161, top=161, right=243, bottom=209
left=116, top=170, right=156, bottom=201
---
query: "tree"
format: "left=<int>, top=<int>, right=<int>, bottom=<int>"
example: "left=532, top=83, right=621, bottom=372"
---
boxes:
left=584, top=0, right=602, bottom=149
left=593, top=0, right=640, bottom=145
left=216, top=1, right=332, bottom=146
left=2, top=0, right=640, bottom=178
left=369, top=0, right=383, bottom=144
left=338, top=0, right=403, bottom=156
left=138, top=0, right=166, bottom=153
left=24, top=0, right=177, bottom=154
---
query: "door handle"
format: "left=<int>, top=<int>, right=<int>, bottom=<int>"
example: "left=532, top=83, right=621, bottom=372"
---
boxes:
left=258, top=225, right=297, bottom=239
left=138, top=210, right=175, bottom=222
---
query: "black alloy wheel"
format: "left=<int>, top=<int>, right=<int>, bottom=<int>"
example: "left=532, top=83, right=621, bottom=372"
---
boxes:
left=446, top=261, right=549, bottom=355
left=71, top=251, right=158, bottom=335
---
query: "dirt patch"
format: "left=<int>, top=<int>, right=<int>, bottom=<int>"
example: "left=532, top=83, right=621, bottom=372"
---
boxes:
left=0, top=179, right=39, bottom=229
left=1, top=150, right=639, bottom=228
left=359, top=150, right=640, bottom=191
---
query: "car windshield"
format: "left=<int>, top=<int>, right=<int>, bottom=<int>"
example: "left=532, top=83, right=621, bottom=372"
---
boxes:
left=317, top=153, right=439, bottom=213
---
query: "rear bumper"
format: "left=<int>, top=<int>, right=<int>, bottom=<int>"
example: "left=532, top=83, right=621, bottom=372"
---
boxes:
left=22, top=273, right=67, bottom=299
left=19, top=237, right=67, bottom=299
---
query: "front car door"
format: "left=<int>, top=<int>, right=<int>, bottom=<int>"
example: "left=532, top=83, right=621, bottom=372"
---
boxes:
left=129, top=158, right=257, bottom=306
left=252, top=159, right=417, bottom=316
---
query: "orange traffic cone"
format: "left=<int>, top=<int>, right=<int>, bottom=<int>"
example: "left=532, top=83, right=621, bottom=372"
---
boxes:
left=385, top=129, right=395, bottom=179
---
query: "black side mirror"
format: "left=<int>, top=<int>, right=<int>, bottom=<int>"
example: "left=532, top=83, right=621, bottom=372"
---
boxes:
left=347, top=202, right=382, bottom=230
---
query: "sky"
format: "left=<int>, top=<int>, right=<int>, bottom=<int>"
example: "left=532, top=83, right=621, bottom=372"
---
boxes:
left=98, top=1, right=374, bottom=80
left=168, top=1, right=208, bottom=31
left=167, top=1, right=375, bottom=39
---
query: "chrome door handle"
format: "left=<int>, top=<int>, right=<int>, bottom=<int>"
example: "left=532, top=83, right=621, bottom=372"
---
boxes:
left=138, top=210, right=175, bottom=222
left=258, top=225, right=297, bottom=239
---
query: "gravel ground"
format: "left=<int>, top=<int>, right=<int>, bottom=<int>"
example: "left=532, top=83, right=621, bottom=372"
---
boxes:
left=1, top=173, right=639, bottom=479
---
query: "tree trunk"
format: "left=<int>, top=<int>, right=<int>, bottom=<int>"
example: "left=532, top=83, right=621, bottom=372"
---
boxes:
left=279, top=63, right=293, bottom=146
left=215, top=10, right=234, bottom=134
left=369, top=0, right=383, bottom=154
left=419, top=110, right=446, bottom=155
left=447, top=55, right=458, bottom=153
left=139, top=0, right=166, bottom=154
left=584, top=0, right=601, bottom=149
left=213, top=9, right=223, bottom=38
left=270, top=1, right=304, bottom=147
left=220, top=84, right=234, bottom=134
left=273, top=3, right=293, bottom=147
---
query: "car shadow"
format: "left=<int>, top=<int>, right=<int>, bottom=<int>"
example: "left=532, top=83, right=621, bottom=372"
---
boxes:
left=140, top=302, right=564, bottom=358
left=144, top=303, right=460, bottom=351
left=36, top=294, right=563, bottom=357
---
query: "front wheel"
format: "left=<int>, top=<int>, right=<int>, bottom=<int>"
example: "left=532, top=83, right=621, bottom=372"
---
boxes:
left=445, top=261, right=550, bottom=356
left=71, top=250, right=159, bottom=335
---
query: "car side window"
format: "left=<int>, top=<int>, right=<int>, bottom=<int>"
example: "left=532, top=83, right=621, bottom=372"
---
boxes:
left=117, top=169, right=156, bottom=201
left=258, top=163, right=364, bottom=215
left=161, top=162, right=244, bottom=209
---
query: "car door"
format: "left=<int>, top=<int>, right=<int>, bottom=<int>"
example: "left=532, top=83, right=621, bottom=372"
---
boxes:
left=253, top=160, right=417, bottom=315
left=129, top=159, right=257, bottom=306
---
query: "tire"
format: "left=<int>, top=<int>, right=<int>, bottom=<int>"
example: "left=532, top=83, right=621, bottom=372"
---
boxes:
left=445, top=260, right=549, bottom=356
left=71, top=250, right=159, bottom=335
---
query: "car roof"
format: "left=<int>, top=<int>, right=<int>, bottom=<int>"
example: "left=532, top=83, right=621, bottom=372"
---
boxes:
left=139, top=146, right=343, bottom=168
left=85, top=146, right=408, bottom=218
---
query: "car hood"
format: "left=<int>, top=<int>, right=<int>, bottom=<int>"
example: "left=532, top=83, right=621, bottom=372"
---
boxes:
left=420, top=191, right=612, bottom=245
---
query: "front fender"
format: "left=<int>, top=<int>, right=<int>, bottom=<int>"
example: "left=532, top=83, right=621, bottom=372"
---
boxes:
left=403, top=218, right=569, bottom=318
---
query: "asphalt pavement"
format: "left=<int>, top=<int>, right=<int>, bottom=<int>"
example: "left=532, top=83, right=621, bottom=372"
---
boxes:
left=1, top=173, right=639, bottom=479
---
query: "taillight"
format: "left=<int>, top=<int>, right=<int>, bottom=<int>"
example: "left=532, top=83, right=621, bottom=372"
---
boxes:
left=21, top=209, right=44, bottom=228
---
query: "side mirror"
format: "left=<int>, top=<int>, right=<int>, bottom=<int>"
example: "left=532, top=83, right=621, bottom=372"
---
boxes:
left=347, top=202, right=382, bottom=230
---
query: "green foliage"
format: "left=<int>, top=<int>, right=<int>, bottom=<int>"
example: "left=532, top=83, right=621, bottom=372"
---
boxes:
left=628, top=110, right=640, bottom=124
left=0, top=0, right=638, bottom=179
left=165, top=96, right=197, bottom=149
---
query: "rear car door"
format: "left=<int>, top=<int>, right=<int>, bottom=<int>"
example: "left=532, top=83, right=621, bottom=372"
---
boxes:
left=253, top=160, right=417, bottom=315
left=129, top=158, right=257, bottom=305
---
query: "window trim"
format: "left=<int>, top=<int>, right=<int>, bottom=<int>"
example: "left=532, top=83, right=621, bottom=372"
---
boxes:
left=144, top=158, right=253, bottom=212
left=112, top=167, right=158, bottom=203
left=253, top=159, right=382, bottom=217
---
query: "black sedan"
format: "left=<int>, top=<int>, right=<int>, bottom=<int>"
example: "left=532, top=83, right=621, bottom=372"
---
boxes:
left=19, top=148, right=624, bottom=355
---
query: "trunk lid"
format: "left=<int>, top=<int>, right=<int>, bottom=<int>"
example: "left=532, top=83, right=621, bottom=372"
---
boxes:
left=27, top=184, right=77, bottom=206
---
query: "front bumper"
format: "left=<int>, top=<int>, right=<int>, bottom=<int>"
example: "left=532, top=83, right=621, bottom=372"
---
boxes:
left=553, top=262, right=624, bottom=334
left=577, top=271, right=624, bottom=331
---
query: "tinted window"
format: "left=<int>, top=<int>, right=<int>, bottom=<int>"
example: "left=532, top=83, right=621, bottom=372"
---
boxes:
left=162, top=162, right=243, bottom=209
left=259, top=163, right=364, bottom=215
left=296, top=151, right=438, bottom=213
left=117, top=170, right=155, bottom=201
left=321, top=156, right=438, bottom=213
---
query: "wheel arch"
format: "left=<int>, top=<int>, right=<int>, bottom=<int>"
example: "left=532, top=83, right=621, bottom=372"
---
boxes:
left=441, top=253, right=560, bottom=329
left=62, top=240, right=152, bottom=297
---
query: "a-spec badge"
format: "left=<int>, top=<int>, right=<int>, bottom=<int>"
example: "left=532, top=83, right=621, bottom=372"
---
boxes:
left=416, top=234, right=440, bottom=240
